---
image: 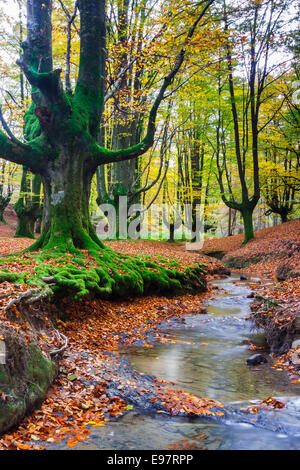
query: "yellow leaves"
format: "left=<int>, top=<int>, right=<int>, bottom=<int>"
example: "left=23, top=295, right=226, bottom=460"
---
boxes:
left=87, top=421, right=105, bottom=427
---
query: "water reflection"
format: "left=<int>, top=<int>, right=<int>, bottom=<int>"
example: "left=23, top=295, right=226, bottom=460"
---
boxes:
left=68, top=410, right=300, bottom=451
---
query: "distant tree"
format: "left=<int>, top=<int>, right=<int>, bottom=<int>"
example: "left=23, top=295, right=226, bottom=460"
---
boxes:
left=0, top=160, right=17, bottom=224
left=215, top=0, right=293, bottom=243
left=14, top=170, right=42, bottom=238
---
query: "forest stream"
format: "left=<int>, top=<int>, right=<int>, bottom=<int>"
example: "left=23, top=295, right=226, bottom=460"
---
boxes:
left=53, top=274, right=300, bottom=451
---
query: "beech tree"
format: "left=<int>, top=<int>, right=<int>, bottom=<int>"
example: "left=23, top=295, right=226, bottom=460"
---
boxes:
left=0, top=0, right=214, bottom=298
left=215, top=0, right=292, bottom=243
left=0, top=160, right=17, bottom=224
left=0, top=0, right=215, bottom=250
left=14, top=170, right=42, bottom=238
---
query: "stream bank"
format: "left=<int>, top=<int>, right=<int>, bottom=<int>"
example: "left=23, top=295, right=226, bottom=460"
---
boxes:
left=0, top=243, right=226, bottom=443
left=1, top=270, right=299, bottom=450
left=49, top=273, right=300, bottom=450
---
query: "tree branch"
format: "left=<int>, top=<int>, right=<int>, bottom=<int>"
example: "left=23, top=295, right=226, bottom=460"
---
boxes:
left=0, top=105, right=27, bottom=149
left=94, top=0, right=215, bottom=168
left=0, top=130, right=44, bottom=174
left=74, top=0, right=106, bottom=138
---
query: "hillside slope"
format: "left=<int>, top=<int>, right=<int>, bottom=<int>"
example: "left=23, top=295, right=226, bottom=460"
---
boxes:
left=203, top=219, right=300, bottom=279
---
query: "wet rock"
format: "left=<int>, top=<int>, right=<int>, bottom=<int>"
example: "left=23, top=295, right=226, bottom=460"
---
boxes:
left=294, top=317, right=300, bottom=333
left=240, top=275, right=247, bottom=281
left=0, top=327, right=56, bottom=435
left=291, top=339, right=300, bottom=349
left=276, top=262, right=291, bottom=281
left=276, top=261, right=300, bottom=281
left=246, top=354, right=268, bottom=366
left=290, top=351, right=300, bottom=367
left=79, top=352, right=90, bottom=358
left=247, top=292, right=255, bottom=298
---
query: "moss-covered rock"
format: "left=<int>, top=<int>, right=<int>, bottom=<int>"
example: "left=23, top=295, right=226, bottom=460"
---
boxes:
left=0, top=326, right=56, bottom=435
left=276, top=261, right=300, bottom=281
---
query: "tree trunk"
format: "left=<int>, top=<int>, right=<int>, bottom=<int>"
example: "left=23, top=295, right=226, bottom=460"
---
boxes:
left=14, top=212, right=35, bottom=238
left=168, top=223, right=175, bottom=243
left=35, top=215, right=42, bottom=234
left=14, top=169, right=40, bottom=239
left=228, top=207, right=232, bottom=236
left=241, top=207, right=255, bottom=244
left=32, top=150, right=105, bottom=253
left=0, top=206, right=7, bottom=225
left=0, top=195, right=11, bottom=225
left=280, top=212, right=288, bottom=223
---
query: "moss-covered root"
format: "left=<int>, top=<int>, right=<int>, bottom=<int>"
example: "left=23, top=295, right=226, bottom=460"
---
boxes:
left=0, top=326, right=56, bottom=436
left=0, top=247, right=207, bottom=301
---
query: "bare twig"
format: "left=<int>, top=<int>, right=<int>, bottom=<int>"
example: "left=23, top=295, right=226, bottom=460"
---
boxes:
left=0, top=104, right=27, bottom=149
left=5, top=287, right=53, bottom=313
left=50, top=332, right=68, bottom=357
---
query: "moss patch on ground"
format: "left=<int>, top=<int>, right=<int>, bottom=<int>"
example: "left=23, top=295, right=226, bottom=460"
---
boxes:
left=0, top=246, right=207, bottom=301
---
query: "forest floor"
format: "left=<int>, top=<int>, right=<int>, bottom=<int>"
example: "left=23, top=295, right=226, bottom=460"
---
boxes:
left=0, top=214, right=299, bottom=449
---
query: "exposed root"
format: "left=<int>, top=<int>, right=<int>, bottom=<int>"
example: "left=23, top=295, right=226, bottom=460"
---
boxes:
left=0, top=244, right=207, bottom=301
left=49, top=332, right=68, bottom=357
left=5, top=287, right=53, bottom=314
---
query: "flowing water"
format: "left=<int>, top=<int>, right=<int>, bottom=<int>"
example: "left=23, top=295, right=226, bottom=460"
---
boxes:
left=59, top=274, right=300, bottom=450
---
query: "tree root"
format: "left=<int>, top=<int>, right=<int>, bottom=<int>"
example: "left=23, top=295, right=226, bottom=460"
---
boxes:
left=49, top=332, right=68, bottom=357
left=1, top=245, right=207, bottom=302
left=5, top=286, right=53, bottom=314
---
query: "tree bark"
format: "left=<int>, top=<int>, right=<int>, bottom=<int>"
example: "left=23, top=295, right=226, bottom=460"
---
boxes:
left=241, top=206, right=255, bottom=244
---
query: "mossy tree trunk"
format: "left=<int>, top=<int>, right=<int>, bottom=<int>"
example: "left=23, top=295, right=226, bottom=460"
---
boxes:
left=0, top=0, right=214, bottom=255
left=241, top=206, right=255, bottom=244
left=0, top=197, right=10, bottom=225
left=14, top=169, right=42, bottom=239
left=280, top=211, right=289, bottom=223
left=0, top=207, right=7, bottom=224
left=0, top=163, right=13, bottom=225
left=264, top=185, right=295, bottom=225
left=214, top=4, right=280, bottom=244
left=35, top=151, right=102, bottom=252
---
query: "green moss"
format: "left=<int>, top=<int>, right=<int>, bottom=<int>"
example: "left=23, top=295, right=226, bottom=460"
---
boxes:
left=0, top=243, right=207, bottom=301
left=0, top=369, right=10, bottom=387
left=0, top=332, right=56, bottom=435
left=0, top=131, right=13, bottom=154
left=0, top=271, right=30, bottom=283
left=27, top=344, right=55, bottom=387
left=24, top=103, right=41, bottom=141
